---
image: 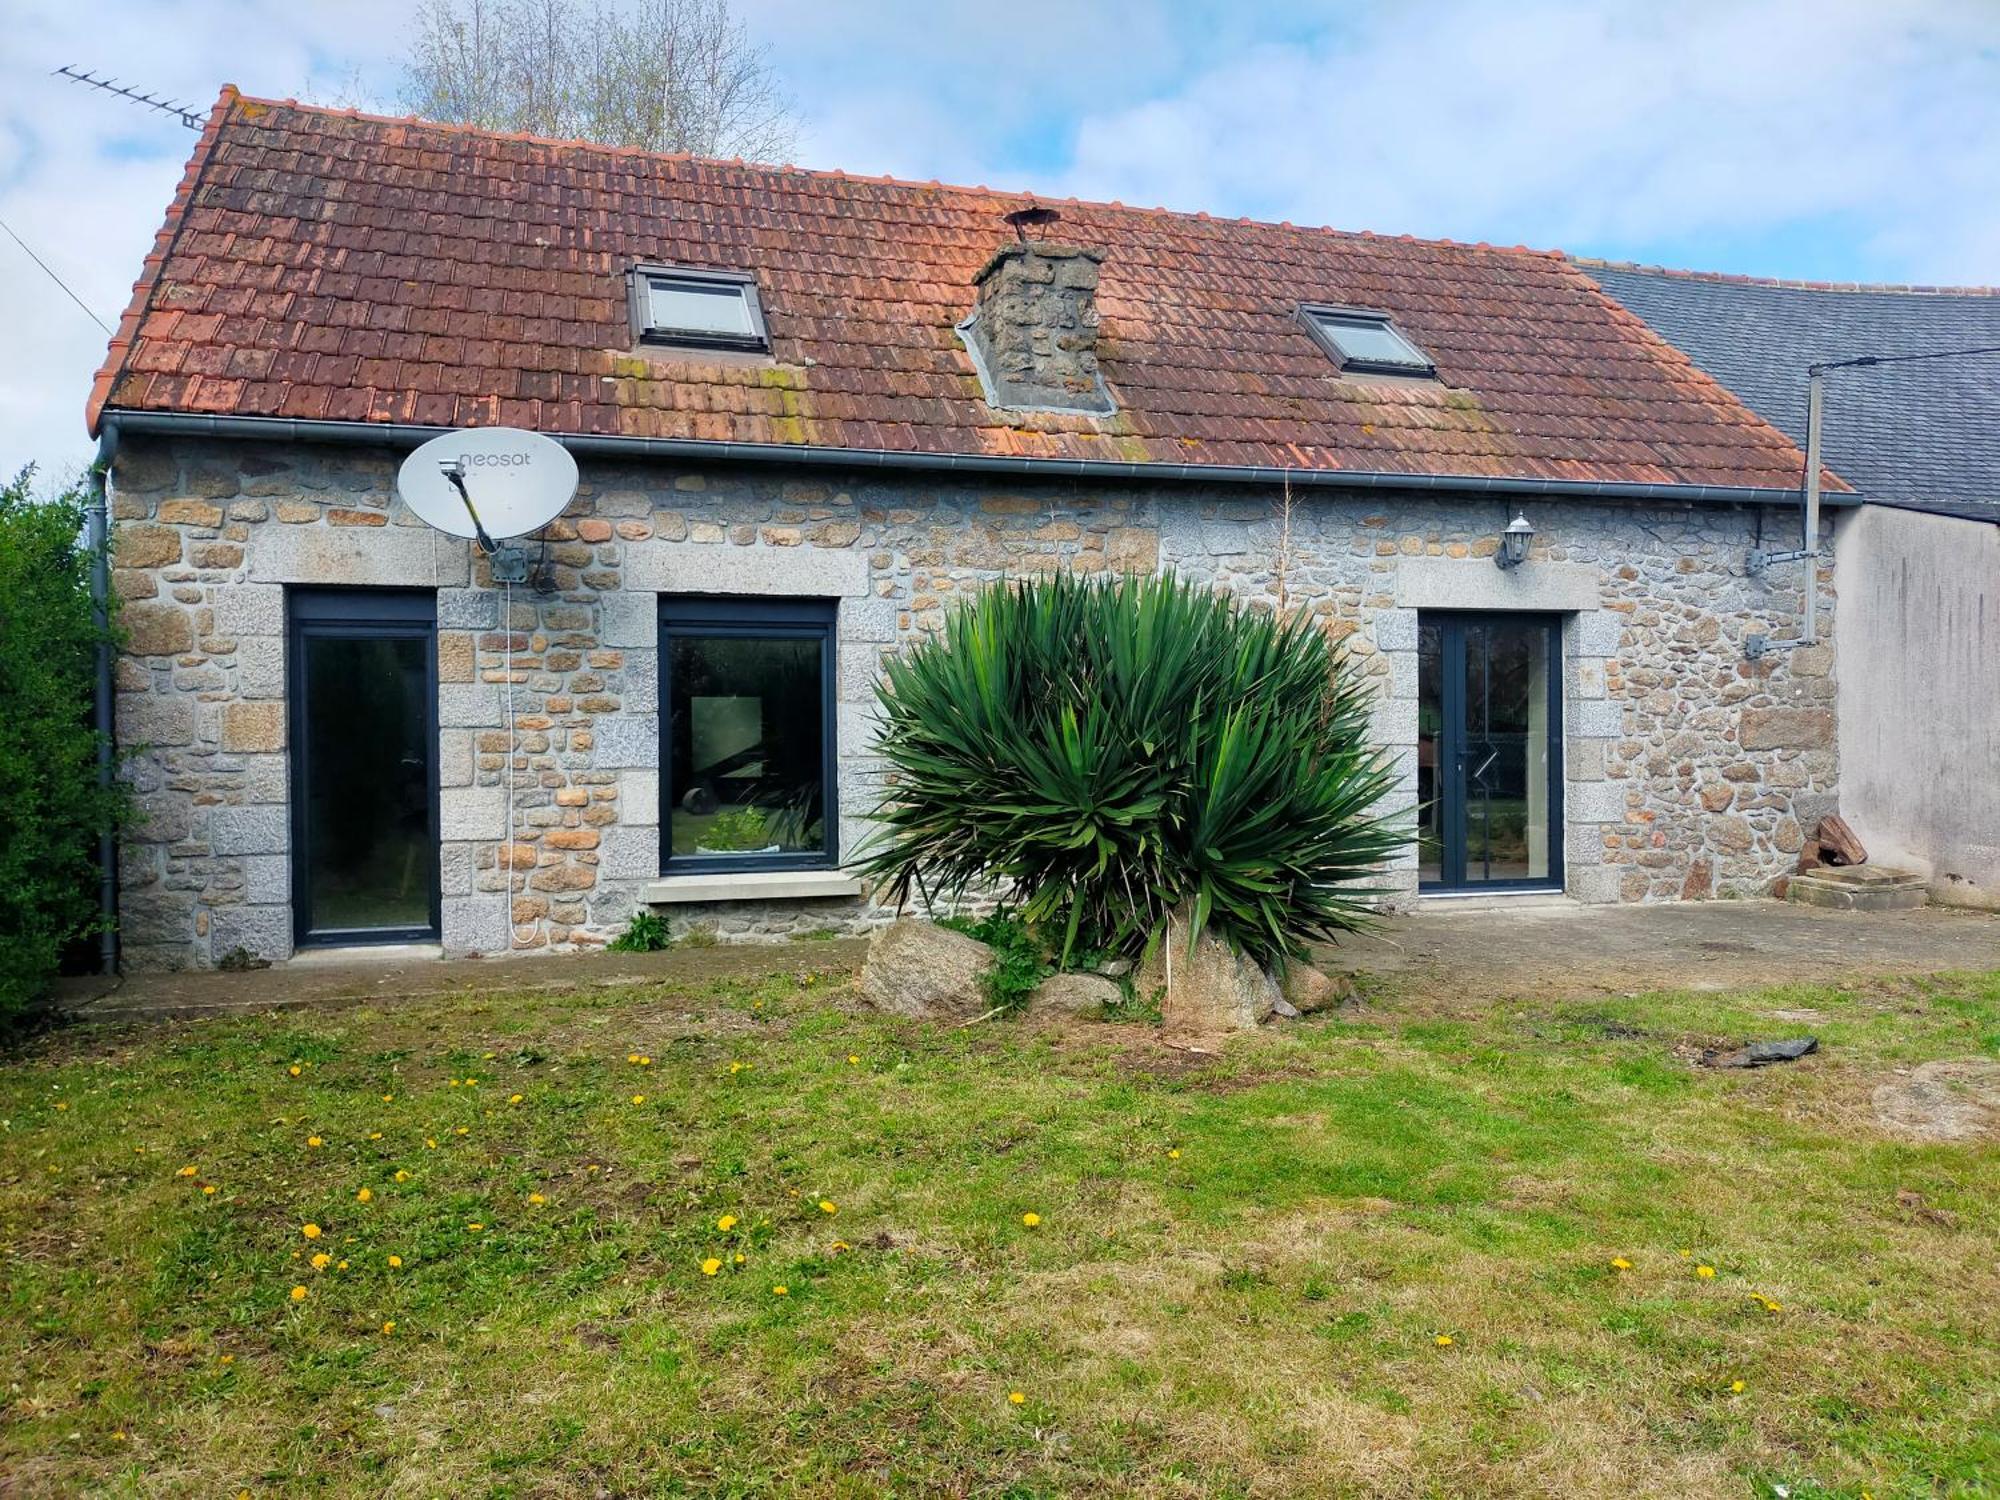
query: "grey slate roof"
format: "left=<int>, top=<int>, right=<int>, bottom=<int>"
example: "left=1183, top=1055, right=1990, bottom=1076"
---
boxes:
left=1582, top=262, right=2000, bottom=515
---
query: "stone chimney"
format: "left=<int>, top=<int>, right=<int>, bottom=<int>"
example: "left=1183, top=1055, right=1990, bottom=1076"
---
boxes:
left=962, top=240, right=1115, bottom=414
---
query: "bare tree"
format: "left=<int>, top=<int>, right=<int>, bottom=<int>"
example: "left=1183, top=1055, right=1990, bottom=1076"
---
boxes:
left=400, top=0, right=795, bottom=160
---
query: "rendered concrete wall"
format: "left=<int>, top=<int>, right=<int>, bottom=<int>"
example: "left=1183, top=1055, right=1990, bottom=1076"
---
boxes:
left=109, top=434, right=1840, bottom=968
left=1834, top=504, right=2000, bottom=908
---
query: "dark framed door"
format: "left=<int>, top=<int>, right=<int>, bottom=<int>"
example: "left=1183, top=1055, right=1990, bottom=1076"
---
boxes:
left=1418, top=613, right=1563, bottom=892
left=288, top=589, right=440, bottom=945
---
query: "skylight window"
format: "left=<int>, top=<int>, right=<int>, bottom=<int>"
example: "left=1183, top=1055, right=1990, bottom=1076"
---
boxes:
left=1300, top=304, right=1435, bottom=378
left=629, top=263, right=769, bottom=353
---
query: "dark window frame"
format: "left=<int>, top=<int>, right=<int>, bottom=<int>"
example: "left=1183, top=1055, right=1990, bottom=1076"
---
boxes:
left=286, top=587, right=441, bottom=947
left=658, top=594, right=838, bottom=876
left=1298, top=302, right=1437, bottom=379
left=1418, top=610, right=1565, bottom=895
left=626, top=262, right=771, bottom=353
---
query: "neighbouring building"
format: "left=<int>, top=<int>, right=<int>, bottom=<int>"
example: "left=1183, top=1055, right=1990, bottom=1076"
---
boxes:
left=92, top=89, right=1855, bottom=971
left=1586, top=263, right=2000, bottom=908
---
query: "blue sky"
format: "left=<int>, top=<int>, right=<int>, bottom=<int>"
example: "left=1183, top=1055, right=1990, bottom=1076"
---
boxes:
left=5, top=0, right=1998, bottom=480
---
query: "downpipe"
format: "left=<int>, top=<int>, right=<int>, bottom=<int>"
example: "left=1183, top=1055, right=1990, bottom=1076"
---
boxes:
left=86, top=423, right=119, bottom=975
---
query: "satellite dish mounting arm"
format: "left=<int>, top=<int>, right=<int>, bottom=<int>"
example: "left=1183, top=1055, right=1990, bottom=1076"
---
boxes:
left=440, top=461, right=499, bottom=554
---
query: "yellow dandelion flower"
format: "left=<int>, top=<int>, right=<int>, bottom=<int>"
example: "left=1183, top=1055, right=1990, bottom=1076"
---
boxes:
left=382, top=1320, right=395, bottom=1334
left=1435, top=1334, right=1454, bottom=1347
left=733, top=1253, right=746, bottom=1266
left=381, top=1094, right=393, bottom=1102
left=1679, top=1248, right=1693, bottom=1259
left=307, top=1136, right=323, bottom=1148
left=453, top=1127, right=468, bottom=1136
left=394, top=1169, right=411, bottom=1182
left=728, top=1061, right=745, bottom=1074
left=718, top=1215, right=738, bottom=1232
left=202, top=1184, right=218, bottom=1196
left=1008, top=1391, right=1026, bottom=1405
left=289, top=1065, right=302, bottom=1077
left=54, top=1101, right=68, bottom=1111
left=465, top=1077, right=477, bottom=1087
left=1611, top=1257, right=1633, bottom=1271
left=509, top=1093, right=523, bottom=1104
left=1730, top=1379, right=1746, bottom=1393
left=368, top=1132, right=382, bottom=1141
left=1696, top=1264, right=1716, bottom=1279
left=1022, top=1212, right=1041, bottom=1227
left=528, top=1192, right=546, bottom=1205
left=847, top=1054, right=860, bottom=1065
left=219, top=1354, right=233, bottom=1365
left=701, top=1257, right=722, bottom=1276
left=290, top=1285, right=308, bottom=1301
left=771, top=1284, right=788, bottom=1296
left=819, top=1200, right=838, bottom=1215
left=449, top=1079, right=460, bottom=1088
left=301, top=1223, right=322, bottom=1240
left=830, top=1240, right=851, bottom=1254
left=356, top=1188, right=373, bottom=1203
left=467, top=1222, right=484, bottom=1232
left=1168, top=1148, right=1181, bottom=1160
left=388, top=1255, right=403, bottom=1268
left=639, top=1056, right=651, bottom=1067
left=627, top=1053, right=641, bottom=1064
left=631, top=1094, right=646, bottom=1106
left=177, top=1164, right=198, bottom=1177
left=311, top=1252, right=331, bottom=1270
left=337, top=1260, right=347, bottom=1269
left=425, top=1138, right=437, bottom=1150
left=1763, top=1298, right=1782, bottom=1313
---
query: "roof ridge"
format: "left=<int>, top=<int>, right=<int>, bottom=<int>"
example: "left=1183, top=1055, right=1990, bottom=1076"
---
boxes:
left=229, top=89, right=1572, bottom=263
left=1569, top=254, right=2000, bottom=298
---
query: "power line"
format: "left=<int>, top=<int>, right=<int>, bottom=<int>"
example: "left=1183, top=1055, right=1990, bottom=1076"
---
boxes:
left=0, top=213, right=113, bottom=336
left=1812, top=345, right=2000, bottom=375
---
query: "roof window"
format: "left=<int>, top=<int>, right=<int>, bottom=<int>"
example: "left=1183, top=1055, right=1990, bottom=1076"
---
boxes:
left=629, top=263, right=769, bottom=352
left=1300, top=304, right=1435, bottom=378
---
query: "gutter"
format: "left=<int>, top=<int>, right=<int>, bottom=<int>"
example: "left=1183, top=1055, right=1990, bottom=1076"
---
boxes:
left=101, top=410, right=1855, bottom=508
left=85, top=425, right=119, bottom=976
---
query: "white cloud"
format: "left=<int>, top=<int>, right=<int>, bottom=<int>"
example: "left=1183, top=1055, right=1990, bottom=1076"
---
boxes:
left=3, top=0, right=1996, bottom=482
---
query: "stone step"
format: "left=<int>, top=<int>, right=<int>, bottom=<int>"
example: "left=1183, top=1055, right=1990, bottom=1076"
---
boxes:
left=1787, top=865, right=1929, bottom=912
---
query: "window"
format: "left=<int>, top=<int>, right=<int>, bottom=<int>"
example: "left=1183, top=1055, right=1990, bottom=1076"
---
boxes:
left=1299, top=304, right=1436, bottom=378
left=660, top=597, right=836, bottom=873
left=629, top=263, right=769, bottom=352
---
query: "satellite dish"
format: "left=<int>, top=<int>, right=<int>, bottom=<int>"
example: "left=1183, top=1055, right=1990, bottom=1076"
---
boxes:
left=396, top=427, right=579, bottom=552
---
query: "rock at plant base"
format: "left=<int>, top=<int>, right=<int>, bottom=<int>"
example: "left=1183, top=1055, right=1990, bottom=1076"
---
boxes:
left=1278, top=961, right=1353, bottom=1014
left=1030, top=972, right=1122, bottom=1017
left=1271, top=998, right=1301, bottom=1020
left=1137, top=911, right=1279, bottom=1040
left=858, top=919, right=993, bottom=1019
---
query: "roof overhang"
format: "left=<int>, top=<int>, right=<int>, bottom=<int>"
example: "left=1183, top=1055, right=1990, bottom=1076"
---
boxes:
left=98, top=410, right=1855, bottom=508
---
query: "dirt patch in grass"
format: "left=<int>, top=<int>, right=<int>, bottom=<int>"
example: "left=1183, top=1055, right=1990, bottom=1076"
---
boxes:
left=1872, top=1058, right=2000, bottom=1140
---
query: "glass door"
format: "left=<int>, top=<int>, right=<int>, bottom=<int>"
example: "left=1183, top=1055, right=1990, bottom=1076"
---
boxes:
left=288, top=590, right=439, bottom=944
left=1418, top=613, right=1562, bottom=891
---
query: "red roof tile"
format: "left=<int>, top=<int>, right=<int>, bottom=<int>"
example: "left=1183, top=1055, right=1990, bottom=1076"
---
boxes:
left=89, top=88, right=1819, bottom=491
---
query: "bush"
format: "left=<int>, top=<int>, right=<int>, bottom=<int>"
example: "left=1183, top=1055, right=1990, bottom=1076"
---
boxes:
left=858, top=572, right=1407, bottom=971
left=0, top=467, right=128, bottom=1022
left=938, top=908, right=1050, bottom=1013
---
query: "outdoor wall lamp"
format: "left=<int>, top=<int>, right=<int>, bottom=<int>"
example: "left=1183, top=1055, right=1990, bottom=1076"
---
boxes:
left=1495, top=511, right=1535, bottom=570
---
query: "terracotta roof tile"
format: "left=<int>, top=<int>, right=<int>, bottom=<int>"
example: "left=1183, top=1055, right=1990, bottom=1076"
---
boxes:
left=87, top=88, right=1822, bottom=491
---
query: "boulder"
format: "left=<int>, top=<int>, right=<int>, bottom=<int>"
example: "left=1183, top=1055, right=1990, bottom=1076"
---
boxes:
left=1137, top=910, right=1278, bottom=1041
left=1030, top=972, right=1122, bottom=1017
left=1277, top=961, right=1354, bottom=1014
left=857, top=918, right=993, bottom=1020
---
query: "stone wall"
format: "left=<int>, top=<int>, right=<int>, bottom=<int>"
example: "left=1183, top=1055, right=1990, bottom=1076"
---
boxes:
left=108, top=434, right=1836, bottom=968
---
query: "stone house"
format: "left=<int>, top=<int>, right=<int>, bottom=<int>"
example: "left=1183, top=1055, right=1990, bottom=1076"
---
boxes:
left=1588, top=263, right=2000, bottom=908
left=90, top=90, right=1849, bottom=970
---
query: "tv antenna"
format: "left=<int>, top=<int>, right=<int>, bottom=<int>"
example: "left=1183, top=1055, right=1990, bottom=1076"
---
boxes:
left=53, top=66, right=203, bottom=130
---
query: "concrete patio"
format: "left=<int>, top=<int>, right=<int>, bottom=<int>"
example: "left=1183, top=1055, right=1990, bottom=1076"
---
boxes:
left=53, top=898, right=2000, bottom=1025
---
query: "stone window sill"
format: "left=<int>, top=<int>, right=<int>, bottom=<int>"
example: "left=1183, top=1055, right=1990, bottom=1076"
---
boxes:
left=641, top=870, right=864, bottom=905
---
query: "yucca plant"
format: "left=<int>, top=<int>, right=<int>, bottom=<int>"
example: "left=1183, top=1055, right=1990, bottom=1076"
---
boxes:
left=857, top=572, right=1408, bottom=971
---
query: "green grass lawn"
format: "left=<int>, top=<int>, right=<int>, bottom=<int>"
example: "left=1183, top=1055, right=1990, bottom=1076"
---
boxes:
left=2, top=959, right=1995, bottom=1498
